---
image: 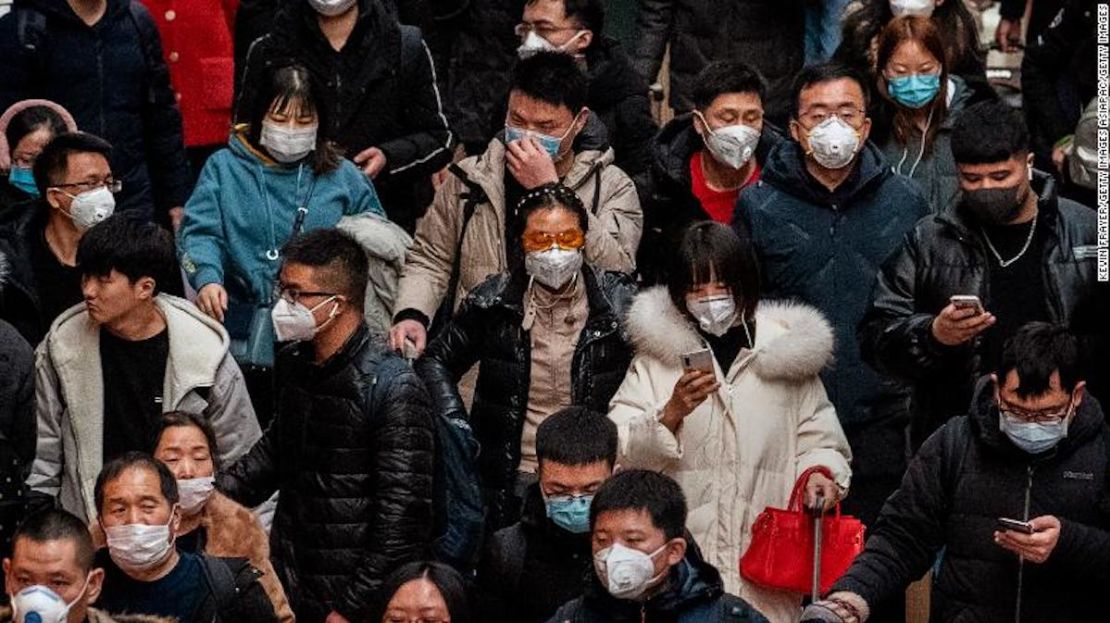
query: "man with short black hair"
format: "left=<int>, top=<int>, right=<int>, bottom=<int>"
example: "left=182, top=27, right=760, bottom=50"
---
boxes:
left=93, top=452, right=276, bottom=622
left=389, top=51, right=641, bottom=356
left=219, top=228, right=435, bottom=623
left=737, top=62, right=929, bottom=530
left=478, top=407, right=618, bottom=622
left=28, top=214, right=259, bottom=523
left=513, top=0, right=655, bottom=182
left=4, top=509, right=125, bottom=623
left=0, top=132, right=117, bottom=344
left=803, top=323, right=1110, bottom=623
left=547, top=469, right=767, bottom=622
left=641, top=60, right=782, bottom=283
left=859, top=99, right=1102, bottom=449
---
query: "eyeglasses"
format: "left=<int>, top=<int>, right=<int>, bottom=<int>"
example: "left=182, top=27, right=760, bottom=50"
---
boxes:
left=51, top=178, right=122, bottom=194
left=514, top=22, right=578, bottom=38
left=796, top=106, right=866, bottom=129
left=276, top=285, right=337, bottom=305
left=997, top=395, right=1074, bottom=424
left=522, top=229, right=585, bottom=252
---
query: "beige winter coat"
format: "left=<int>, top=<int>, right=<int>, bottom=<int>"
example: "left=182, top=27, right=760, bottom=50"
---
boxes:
left=608, top=288, right=852, bottom=623
left=393, top=137, right=642, bottom=323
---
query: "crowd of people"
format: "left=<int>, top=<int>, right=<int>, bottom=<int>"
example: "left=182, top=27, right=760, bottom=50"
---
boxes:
left=0, top=0, right=1103, bottom=621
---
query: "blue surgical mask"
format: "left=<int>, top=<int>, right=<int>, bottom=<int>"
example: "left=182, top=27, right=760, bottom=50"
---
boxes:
left=8, top=166, right=39, bottom=197
left=1000, top=413, right=1068, bottom=455
left=887, top=74, right=941, bottom=109
left=545, top=493, right=593, bottom=534
left=504, top=120, right=577, bottom=160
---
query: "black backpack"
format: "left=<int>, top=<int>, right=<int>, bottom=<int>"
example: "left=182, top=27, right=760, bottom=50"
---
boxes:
left=370, top=355, right=485, bottom=571
left=194, top=556, right=267, bottom=622
left=14, top=0, right=167, bottom=105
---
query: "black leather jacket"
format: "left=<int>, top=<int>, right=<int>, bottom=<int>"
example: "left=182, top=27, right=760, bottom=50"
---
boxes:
left=859, top=173, right=1104, bottom=446
left=417, top=266, right=635, bottom=529
left=218, top=323, right=435, bottom=622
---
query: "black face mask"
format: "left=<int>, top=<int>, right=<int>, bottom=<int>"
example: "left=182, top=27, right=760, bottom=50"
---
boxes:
left=962, top=184, right=1029, bottom=225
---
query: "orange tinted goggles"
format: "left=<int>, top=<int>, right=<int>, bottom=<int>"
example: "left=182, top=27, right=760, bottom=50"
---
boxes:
left=522, top=229, right=586, bottom=252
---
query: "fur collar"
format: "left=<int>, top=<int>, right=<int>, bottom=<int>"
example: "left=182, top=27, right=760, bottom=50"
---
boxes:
left=626, top=286, right=834, bottom=381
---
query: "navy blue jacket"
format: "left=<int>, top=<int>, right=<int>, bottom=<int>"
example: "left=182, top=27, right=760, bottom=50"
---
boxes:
left=0, top=0, right=191, bottom=221
left=736, top=140, right=928, bottom=456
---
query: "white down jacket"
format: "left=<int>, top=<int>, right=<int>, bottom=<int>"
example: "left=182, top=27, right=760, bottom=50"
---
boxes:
left=608, top=288, right=852, bottom=623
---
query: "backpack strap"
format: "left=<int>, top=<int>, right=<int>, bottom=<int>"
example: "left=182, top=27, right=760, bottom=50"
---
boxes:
left=590, top=167, right=602, bottom=215
left=198, top=556, right=261, bottom=622
left=125, top=3, right=164, bottom=105
left=429, top=164, right=486, bottom=333
left=14, top=4, right=49, bottom=86
left=500, top=525, right=528, bottom=595
left=940, top=419, right=972, bottom=509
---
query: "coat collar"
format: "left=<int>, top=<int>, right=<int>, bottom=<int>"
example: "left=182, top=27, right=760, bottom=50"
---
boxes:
left=625, top=287, right=834, bottom=382
left=759, top=139, right=891, bottom=207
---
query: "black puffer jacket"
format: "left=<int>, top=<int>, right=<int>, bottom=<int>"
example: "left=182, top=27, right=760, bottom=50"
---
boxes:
left=831, top=378, right=1110, bottom=622
left=546, top=540, right=769, bottom=623
left=218, top=323, right=435, bottom=623
left=417, top=266, right=635, bottom=529
left=478, top=483, right=592, bottom=623
left=639, top=114, right=783, bottom=283
left=237, top=0, right=453, bottom=232
left=0, top=0, right=191, bottom=220
left=858, top=173, right=1103, bottom=448
left=632, top=0, right=804, bottom=123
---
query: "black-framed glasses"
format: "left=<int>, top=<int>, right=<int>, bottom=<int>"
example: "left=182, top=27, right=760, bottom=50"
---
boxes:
left=997, top=395, right=1074, bottom=424
left=275, top=285, right=337, bottom=305
left=51, top=178, right=122, bottom=194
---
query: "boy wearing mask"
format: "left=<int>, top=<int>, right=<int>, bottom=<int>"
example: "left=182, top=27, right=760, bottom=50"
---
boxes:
left=478, top=407, right=619, bottom=622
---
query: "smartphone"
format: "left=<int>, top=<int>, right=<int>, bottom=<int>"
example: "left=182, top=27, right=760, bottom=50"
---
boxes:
left=996, top=517, right=1035, bottom=534
left=950, top=295, right=985, bottom=315
left=681, top=349, right=715, bottom=374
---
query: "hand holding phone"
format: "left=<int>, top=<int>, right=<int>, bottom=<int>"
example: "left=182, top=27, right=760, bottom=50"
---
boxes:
left=996, top=517, right=1036, bottom=534
left=949, top=295, right=985, bottom=315
left=681, top=348, right=714, bottom=373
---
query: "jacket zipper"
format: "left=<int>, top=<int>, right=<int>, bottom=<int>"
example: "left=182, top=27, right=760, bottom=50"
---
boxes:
left=640, top=603, right=646, bottom=623
left=1014, top=464, right=1034, bottom=623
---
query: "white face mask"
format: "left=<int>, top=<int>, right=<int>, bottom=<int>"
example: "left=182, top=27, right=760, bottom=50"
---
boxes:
left=593, top=543, right=668, bottom=600
left=59, top=186, right=115, bottom=231
left=104, top=512, right=176, bottom=573
left=805, top=116, right=861, bottom=170
left=176, top=476, right=216, bottom=516
left=686, top=294, right=738, bottom=337
left=696, top=112, right=761, bottom=170
left=525, top=248, right=584, bottom=290
left=517, top=30, right=586, bottom=59
left=890, top=0, right=935, bottom=16
left=260, top=121, right=318, bottom=163
left=270, top=295, right=339, bottom=343
left=11, top=576, right=90, bottom=623
left=307, top=0, right=356, bottom=16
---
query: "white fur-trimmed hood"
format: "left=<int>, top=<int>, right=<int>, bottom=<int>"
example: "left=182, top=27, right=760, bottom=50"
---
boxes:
left=626, top=286, right=834, bottom=381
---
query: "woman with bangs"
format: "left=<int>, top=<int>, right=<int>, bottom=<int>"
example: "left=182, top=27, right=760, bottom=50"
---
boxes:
left=871, top=15, right=974, bottom=212
left=178, top=62, right=383, bottom=328
left=607, top=222, right=852, bottom=622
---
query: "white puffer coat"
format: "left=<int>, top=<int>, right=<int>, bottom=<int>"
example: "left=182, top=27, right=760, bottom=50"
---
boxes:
left=608, top=287, right=852, bottom=623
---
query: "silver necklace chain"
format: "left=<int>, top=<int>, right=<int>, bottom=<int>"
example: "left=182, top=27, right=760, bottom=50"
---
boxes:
left=980, top=212, right=1038, bottom=268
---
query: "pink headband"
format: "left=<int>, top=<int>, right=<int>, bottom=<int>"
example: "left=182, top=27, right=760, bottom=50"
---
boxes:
left=0, top=99, right=78, bottom=171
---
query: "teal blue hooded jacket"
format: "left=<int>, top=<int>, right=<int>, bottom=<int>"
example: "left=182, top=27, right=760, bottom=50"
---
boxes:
left=179, top=131, right=383, bottom=303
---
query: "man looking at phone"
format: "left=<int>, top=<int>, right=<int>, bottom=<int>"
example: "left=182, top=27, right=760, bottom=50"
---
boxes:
left=801, top=323, right=1110, bottom=623
left=859, top=100, right=1101, bottom=448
